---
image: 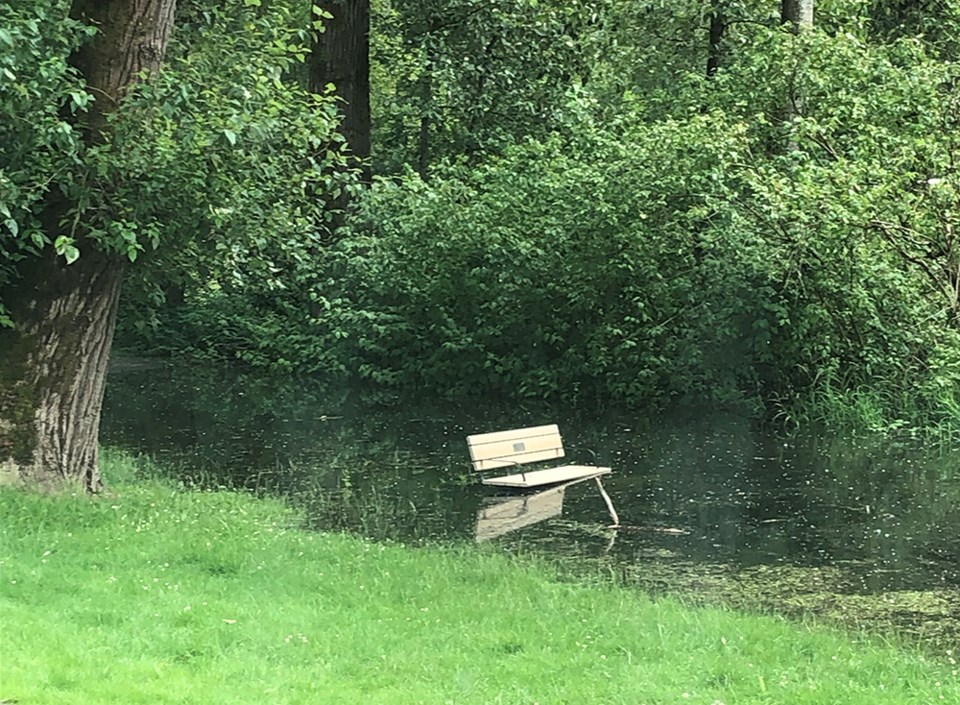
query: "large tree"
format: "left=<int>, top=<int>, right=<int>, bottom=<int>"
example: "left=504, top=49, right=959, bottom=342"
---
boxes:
left=0, top=0, right=352, bottom=492
left=0, top=0, right=177, bottom=492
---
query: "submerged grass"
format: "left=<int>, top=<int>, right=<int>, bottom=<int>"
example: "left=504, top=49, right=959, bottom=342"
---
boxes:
left=780, top=383, right=960, bottom=442
left=1, top=453, right=958, bottom=705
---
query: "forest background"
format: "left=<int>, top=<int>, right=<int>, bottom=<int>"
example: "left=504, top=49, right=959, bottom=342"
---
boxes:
left=2, top=0, right=960, bottom=491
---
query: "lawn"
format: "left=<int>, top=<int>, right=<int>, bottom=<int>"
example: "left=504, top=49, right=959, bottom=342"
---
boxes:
left=1, top=453, right=956, bottom=704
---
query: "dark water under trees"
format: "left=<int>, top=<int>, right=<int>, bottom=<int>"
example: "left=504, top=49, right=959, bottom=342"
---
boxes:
left=102, top=359, right=960, bottom=650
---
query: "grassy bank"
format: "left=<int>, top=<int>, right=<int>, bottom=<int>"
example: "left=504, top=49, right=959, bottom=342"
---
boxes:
left=1, top=457, right=957, bottom=704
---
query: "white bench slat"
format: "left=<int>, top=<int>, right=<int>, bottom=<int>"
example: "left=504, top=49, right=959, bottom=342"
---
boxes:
left=482, top=465, right=611, bottom=489
left=468, top=432, right=563, bottom=462
left=466, top=424, right=559, bottom=445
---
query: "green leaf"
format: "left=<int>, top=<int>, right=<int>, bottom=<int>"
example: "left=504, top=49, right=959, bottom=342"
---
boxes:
left=68, top=91, right=89, bottom=111
left=223, top=129, right=237, bottom=146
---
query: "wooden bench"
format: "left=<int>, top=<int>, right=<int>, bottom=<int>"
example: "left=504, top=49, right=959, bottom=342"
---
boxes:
left=466, top=424, right=619, bottom=525
left=466, top=424, right=610, bottom=488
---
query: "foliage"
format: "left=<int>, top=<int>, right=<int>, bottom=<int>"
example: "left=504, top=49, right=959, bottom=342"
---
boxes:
left=105, top=2, right=353, bottom=271
left=166, top=20, right=960, bottom=431
left=0, top=0, right=356, bottom=326
left=866, top=0, right=960, bottom=56
left=702, top=23, right=960, bottom=428
left=0, top=0, right=90, bottom=325
left=2, top=0, right=958, bottom=452
left=370, top=0, right=595, bottom=174
left=325, top=118, right=764, bottom=406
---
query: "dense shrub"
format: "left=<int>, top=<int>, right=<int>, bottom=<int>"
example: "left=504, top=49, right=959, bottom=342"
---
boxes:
left=119, top=20, right=960, bottom=433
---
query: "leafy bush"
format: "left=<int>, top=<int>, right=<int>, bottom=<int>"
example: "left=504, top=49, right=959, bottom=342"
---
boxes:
left=119, top=10, right=960, bottom=433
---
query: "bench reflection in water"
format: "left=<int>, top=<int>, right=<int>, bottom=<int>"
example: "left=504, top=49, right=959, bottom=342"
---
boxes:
left=475, top=484, right=568, bottom=542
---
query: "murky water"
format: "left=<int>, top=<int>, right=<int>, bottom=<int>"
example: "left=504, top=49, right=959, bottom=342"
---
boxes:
left=102, top=359, right=960, bottom=648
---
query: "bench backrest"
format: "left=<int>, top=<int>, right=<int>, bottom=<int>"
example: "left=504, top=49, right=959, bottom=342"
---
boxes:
left=466, top=424, right=565, bottom=472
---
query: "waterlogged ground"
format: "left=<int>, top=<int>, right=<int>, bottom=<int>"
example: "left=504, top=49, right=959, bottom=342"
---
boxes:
left=102, top=359, right=960, bottom=650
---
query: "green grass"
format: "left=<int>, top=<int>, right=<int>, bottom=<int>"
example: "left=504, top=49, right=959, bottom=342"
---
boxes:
left=780, top=382, right=960, bottom=442
left=1, top=454, right=957, bottom=705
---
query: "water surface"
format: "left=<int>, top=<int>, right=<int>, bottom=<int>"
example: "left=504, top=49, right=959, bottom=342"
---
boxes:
left=102, top=360, right=960, bottom=648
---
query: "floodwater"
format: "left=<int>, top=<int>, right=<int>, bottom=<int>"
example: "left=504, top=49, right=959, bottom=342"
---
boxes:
left=101, top=359, right=960, bottom=648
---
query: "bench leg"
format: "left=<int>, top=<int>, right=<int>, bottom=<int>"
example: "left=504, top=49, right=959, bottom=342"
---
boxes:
left=594, top=476, right=620, bottom=528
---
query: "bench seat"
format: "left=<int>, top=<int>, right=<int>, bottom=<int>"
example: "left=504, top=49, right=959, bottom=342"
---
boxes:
left=482, top=464, right=612, bottom=488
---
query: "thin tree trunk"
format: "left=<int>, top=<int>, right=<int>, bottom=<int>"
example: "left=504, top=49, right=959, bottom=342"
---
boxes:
left=706, top=0, right=725, bottom=78
left=418, top=57, right=433, bottom=181
left=416, top=25, right=440, bottom=182
left=781, top=0, right=814, bottom=29
left=780, top=0, right=813, bottom=151
left=0, top=0, right=176, bottom=493
left=311, top=0, right=371, bottom=176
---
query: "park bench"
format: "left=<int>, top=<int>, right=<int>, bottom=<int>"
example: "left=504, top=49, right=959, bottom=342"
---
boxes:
left=466, top=424, right=619, bottom=526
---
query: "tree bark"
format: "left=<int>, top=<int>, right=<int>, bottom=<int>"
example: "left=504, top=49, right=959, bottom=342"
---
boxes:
left=417, top=45, right=435, bottom=181
left=70, top=0, right=176, bottom=143
left=0, top=0, right=176, bottom=492
left=311, top=0, right=371, bottom=174
left=706, top=0, right=725, bottom=78
left=0, top=250, right=124, bottom=492
left=781, top=0, right=814, bottom=30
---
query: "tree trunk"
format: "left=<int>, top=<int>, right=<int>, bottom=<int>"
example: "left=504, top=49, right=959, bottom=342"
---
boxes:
left=780, top=0, right=813, bottom=151
left=0, top=0, right=176, bottom=493
left=781, top=0, right=814, bottom=30
left=70, top=0, right=177, bottom=140
left=417, top=49, right=434, bottom=181
left=706, top=0, right=725, bottom=78
left=311, top=0, right=371, bottom=174
left=0, top=251, right=124, bottom=492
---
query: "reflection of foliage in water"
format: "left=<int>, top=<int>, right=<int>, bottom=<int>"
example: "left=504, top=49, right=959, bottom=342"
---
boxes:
left=103, top=363, right=960, bottom=582
left=102, top=361, right=960, bottom=651
left=796, top=434, right=960, bottom=581
left=565, top=416, right=960, bottom=589
left=278, top=448, right=478, bottom=545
